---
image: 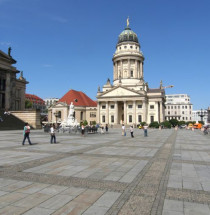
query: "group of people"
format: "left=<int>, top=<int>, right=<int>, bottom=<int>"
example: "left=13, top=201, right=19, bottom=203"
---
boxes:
left=22, top=123, right=56, bottom=145
left=122, top=124, right=148, bottom=138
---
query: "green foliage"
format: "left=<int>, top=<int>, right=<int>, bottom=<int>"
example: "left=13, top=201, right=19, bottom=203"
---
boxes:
left=25, top=99, right=32, bottom=109
left=198, top=121, right=204, bottom=125
left=169, top=119, right=179, bottom=127
left=82, top=120, right=88, bottom=126
left=160, top=121, right=171, bottom=128
left=140, top=121, right=146, bottom=126
left=178, top=121, right=185, bottom=126
left=149, top=121, right=159, bottom=128
left=92, top=121, right=96, bottom=125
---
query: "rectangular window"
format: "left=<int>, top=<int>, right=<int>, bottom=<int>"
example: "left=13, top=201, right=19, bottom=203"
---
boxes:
left=138, top=104, right=142, bottom=109
left=171, top=106, right=173, bottom=109
left=102, top=105, right=106, bottom=109
left=168, top=106, right=170, bottom=109
left=111, top=115, right=114, bottom=123
left=128, top=105, right=133, bottom=109
left=129, top=115, right=132, bottom=123
left=178, top=106, right=180, bottom=109
left=175, top=106, right=177, bottom=109
left=138, top=115, right=142, bottom=123
left=90, top=112, right=96, bottom=118
left=102, top=115, right=105, bottom=123
left=131, top=70, right=133, bottom=77
left=150, top=116, right=154, bottom=123
left=185, top=106, right=187, bottom=109
left=110, top=105, right=115, bottom=109
left=182, top=106, right=184, bottom=109
left=168, top=111, right=170, bottom=115
left=182, top=111, right=184, bottom=114
left=150, top=105, right=154, bottom=109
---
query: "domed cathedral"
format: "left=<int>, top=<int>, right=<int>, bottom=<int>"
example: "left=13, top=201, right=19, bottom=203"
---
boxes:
left=96, top=18, right=165, bottom=126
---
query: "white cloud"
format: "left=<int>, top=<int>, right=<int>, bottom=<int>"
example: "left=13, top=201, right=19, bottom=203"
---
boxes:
left=0, top=41, right=11, bottom=46
left=43, top=64, right=53, bottom=68
left=50, top=16, right=68, bottom=23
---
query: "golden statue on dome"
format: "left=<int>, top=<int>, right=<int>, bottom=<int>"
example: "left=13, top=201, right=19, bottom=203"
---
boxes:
left=127, top=17, right=129, bottom=27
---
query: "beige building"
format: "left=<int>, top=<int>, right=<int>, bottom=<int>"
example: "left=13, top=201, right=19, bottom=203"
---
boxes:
left=96, top=21, right=165, bottom=126
left=48, top=89, right=97, bottom=125
left=0, top=48, right=28, bottom=111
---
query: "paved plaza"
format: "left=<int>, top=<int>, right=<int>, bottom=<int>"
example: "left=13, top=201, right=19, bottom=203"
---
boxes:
left=0, top=128, right=210, bottom=215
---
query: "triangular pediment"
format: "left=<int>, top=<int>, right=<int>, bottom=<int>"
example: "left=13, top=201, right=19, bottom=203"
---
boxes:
left=99, top=86, right=141, bottom=98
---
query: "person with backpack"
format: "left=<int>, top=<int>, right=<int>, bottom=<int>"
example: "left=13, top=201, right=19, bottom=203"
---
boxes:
left=22, top=123, right=32, bottom=145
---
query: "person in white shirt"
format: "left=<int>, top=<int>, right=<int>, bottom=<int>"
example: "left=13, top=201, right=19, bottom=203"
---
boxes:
left=50, top=124, right=56, bottom=143
left=130, top=126, right=134, bottom=138
left=122, top=124, right=126, bottom=136
left=143, top=124, right=148, bottom=137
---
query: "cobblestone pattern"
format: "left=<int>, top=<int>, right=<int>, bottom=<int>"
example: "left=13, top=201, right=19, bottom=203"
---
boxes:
left=106, top=131, right=177, bottom=215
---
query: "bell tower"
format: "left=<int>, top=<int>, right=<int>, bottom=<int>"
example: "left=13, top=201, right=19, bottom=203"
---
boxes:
left=112, top=19, right=145, bottom=87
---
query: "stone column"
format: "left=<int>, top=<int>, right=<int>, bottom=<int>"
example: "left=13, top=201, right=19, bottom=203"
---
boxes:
left=140, top=61, right=143, bottom=79
left=124, top=101, right=127, bottom=124
left=5, top=72, right=11, bottom=110
left=115, top=62, right=118, bottom=80
left=143, top=101, right=147, bottom=123
left=120, top=60, right=123, bottom=78
left=106, top=101, right=109, bottom=124
left=135, top=60, right=138, bottom=79
left=133, top=100, right=136, bottom=125
left=128, top=59, right=131, bottom=78
left=160, top=101, right=163, bottom=122
left=115, top=101, right=118, bottom=124
left=97, top=102, right=100, bottom=124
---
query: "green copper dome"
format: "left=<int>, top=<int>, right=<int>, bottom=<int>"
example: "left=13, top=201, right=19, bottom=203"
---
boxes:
left=118, top=26, right=139, bottom=44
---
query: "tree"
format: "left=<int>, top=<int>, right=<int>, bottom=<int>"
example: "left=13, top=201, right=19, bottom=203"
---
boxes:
left=149, top=121, right=159, bottom=128
left=25, top=99, right=32, bottom=109
left=82, top=120, right=88, bottom=126
left=160, top=121, right=171, bottom=128
left=169, top=119, right=179, bottom=127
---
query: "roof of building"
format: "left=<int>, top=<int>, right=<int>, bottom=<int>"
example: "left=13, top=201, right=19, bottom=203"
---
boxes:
left=25, top=94, right=45, bottom=104
left=118, top=26, right=139, bottom=44
left=59, top=89, right=97, bottom=107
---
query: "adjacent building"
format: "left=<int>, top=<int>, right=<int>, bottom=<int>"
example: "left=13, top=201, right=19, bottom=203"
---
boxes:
left=165, top=94, right=193, bottom=121
left=96, top=21, right=165, bottom=126
left=44, top=98, right=59, bottom=108
left=48, top=89, right=97, bottom=125
left=25, top=93, right=46, bottom=113
left=0, top=48, right=28, bottom=111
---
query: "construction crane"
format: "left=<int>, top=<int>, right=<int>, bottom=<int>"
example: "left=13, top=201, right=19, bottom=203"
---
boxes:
left=160, top=80, right=174, bottom=89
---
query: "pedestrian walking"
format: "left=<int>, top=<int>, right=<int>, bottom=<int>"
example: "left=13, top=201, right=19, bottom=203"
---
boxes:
left=105, top=124, right=108, bottom=133
left=130, top=125, right=134, bottom=138
left=50, top=124, right=56, bottom=143
left=122, top=124, right=126, bottom=136
left=81, top=124, right=85, bottom=136
left=22, top=123, right=32, bottom=145
left=143, top=124, right=148, bottom=137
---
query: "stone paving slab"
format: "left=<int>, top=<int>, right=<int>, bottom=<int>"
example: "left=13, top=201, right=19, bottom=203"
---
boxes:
left=0, top=128, right=209, bottom=214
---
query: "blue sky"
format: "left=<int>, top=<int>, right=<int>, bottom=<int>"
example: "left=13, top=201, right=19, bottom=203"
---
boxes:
left=0, top=0, right=209, bottom=110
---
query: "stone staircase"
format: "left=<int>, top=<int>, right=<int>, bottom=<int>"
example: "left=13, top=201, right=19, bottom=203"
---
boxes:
left=0, top=110, right=25, bottom=130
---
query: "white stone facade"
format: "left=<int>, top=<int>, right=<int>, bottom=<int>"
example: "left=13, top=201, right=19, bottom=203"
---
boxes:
left=165, top=94, right=193, bottom=121
left=44, top=98, right=59, bottom=108
left=192, top=110, right=208, bottom=124
left=97, top=23, right=165, bottom=126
